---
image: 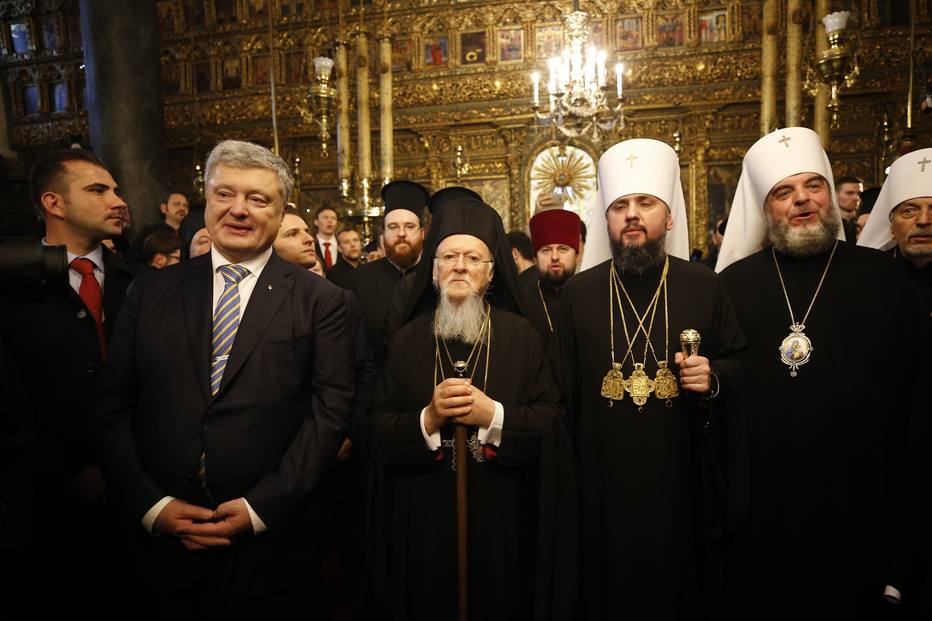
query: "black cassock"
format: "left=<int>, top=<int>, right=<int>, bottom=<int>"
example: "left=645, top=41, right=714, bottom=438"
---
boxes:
left=368, top=308, right=577, bottom=621
left=517, top=268, right=561, bottom=347
left=720, top=243, right=920, bottom=619
left=351, top=257, right=418, bottom=363
left=558, top=257, right=747, bottom=620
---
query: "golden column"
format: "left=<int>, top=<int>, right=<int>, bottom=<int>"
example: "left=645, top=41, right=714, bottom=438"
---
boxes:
left=786, top=0, right=803, bottom=126
left=379, top=31, right=393, bottom=187
left=335, top=39, right=351, bottom=198
left=760, top=0, right=779, bottom=135
left=813, top=0, right=831, bottom=147
left=355, top=25, right=372, bottom=210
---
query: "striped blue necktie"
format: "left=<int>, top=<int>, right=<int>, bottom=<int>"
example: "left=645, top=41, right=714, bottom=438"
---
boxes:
left=210, top=264, right=249, bottom=395
left=199, top=264, right=249, bottom=503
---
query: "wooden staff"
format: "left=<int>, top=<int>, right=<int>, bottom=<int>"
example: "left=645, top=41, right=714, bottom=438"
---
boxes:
left=455, top=424, right=468, bottom=621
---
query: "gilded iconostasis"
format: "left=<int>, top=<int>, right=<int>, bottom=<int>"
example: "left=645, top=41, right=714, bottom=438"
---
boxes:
left=1, top=0, right=931, bottom=252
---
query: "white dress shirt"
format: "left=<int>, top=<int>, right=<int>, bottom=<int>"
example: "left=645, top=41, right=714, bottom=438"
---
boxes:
left=142, top=246, right=275, bottom=536
left=42, top=239, right=104, bottom=296
left=419, top=402, right=505, bottom=450
left=317, top=234, right=336, bottom=265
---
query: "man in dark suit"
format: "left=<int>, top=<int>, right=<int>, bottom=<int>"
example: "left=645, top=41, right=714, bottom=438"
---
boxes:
left=95, top=140, right=354, bottom=615
left=0, top=149, right=140, bottom=615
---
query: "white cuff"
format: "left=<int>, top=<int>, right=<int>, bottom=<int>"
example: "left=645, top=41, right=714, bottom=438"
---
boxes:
left=141, top=496, right=175, bottom=534
left=420, top=407, right=442, bottom=450
left=477, top=401, right=504, bottom=447
left=242, top=498, right=267, bottom=534
left=884, top=585, right=902, bottom=604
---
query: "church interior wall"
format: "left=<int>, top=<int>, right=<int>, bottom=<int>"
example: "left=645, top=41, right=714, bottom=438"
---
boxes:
left=1, top=0, right=930, bottom=252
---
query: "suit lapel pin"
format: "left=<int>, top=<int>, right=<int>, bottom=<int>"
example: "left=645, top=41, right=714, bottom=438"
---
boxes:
left=268, top=284, right=273, bottom=290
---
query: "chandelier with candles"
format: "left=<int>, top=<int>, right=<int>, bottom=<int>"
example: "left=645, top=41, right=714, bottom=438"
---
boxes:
left=531, top=1, right=624, bottom=144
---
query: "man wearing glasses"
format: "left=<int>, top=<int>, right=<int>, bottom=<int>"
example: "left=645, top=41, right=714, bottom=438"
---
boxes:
left=351, top=180, right=430, bottom=362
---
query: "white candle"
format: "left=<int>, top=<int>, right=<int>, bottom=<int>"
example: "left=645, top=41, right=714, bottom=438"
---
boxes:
left=531, top=71, right=540, bottom=106
left=615, top=62, right=624, bottom=98
left=597, top=50, right=607, bottom=86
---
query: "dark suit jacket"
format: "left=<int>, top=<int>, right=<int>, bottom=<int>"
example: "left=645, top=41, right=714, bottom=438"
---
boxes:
left=0, top=246, right=139, bottom=505
left=327, top=257, right=357, bottom=290
left=94, top=251, right=354, bottom=594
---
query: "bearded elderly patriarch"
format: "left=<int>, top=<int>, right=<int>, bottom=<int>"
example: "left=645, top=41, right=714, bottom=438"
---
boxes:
left=350, top=180, right=430, bottom=363
left=717, top=128, right=921, bottom=619
left=367, top=198, right=577, bottom=621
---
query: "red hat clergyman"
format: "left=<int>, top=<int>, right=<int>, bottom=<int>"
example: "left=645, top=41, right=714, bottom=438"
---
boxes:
left=529, top=209, right=582, bottom=253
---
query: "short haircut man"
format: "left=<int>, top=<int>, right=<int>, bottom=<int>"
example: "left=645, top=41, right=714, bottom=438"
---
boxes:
left=506, top=230, right=535, bottom=273
left=160, top=191, right=190, bottom=230
left=314, top=205, right=340, bottom=269
left=834, top=174, right=863, bottom=224
left=142, top=228, right=182, bottom=268
left=96, top=139, right=353, bottom=615
left=4, top=148, right=138, bottom=615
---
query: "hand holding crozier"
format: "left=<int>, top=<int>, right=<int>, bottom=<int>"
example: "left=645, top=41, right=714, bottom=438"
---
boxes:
left=675, top=329, right=711, bottom=394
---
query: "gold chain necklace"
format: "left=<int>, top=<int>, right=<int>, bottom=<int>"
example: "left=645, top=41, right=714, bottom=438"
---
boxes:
left=771, top=241, right=837, bottom=377
left=536, top=280, right=553, bottom=333
left=601, top=259, right=669, bottom=408
left=438, top=304, right=490, bottom=378
left=615, top=260, right=679, bottom=406
left=433, top=308, right=493, bottom=470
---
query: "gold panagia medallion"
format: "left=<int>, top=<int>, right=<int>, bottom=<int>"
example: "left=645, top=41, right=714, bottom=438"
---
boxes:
left=653, top=361, right=679, bottom=404
left=627, top=363, right=655, bottom=407
left=778, top=323, right=813, bottom=378
left=601, top=362, right=627, bottom=405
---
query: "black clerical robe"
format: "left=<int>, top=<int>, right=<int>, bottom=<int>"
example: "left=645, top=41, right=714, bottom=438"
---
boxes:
left=351, top=257, right=417, bottom=363
left=368, top=308, right=577, bottom=621
left=517, top=269, right=561, bottom=346
left=720, top=243, right=919, bottom=619
left=326, top=257, right=357, bottom=290
left=559, top=257, right=747, bottom=620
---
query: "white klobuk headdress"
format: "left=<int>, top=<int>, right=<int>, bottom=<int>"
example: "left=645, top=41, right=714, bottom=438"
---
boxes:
left=858, top=147, right=932, bottom=251
left=581, top=138, right=690, bottom=271
left=715, top=127, right=845, bottom=272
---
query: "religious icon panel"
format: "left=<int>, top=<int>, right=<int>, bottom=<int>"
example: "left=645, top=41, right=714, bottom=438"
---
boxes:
left=699, top=10, right=727, bottom=44
left=616, top=16, right=642, bottom=51
left=657, top=14, right=684, bottom=48
left=459, top=30, right=486, bottom=65
left=423, top=34, right=449, bottom=67
left=497, top=27, right=524, bottom=63
left=535, top=24, right=562, bottom=61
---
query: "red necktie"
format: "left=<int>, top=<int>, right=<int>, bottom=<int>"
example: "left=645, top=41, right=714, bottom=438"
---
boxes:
left=70, top=258, right=107, bottom=359
left=323, top=241, right=333, bottom=268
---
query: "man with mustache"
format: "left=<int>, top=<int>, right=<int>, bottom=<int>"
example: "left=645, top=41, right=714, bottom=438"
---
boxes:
left=559, top=138, right=747, bottom=620
left=518, top=208, right=581, bottom=347
left=858, top=148, right=932, bottom=617
left=368, top=197, right=576, bottom=621
left=351, top=180, right=429, bottom=362
left=717, top=127, right=920, bottom=619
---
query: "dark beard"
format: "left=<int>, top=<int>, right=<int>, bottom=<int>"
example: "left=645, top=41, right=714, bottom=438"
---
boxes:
left=385, top=237, right=423, bottom=269
left=541, top=267, right=574, bottom=287
left=610, top=237, right=666, bottom=274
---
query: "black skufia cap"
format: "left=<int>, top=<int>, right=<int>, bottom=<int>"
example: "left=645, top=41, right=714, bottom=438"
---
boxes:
left=381, top=180, right=430, bottom=215
left=427, top=186, right=482, bottom=214
left=402, top=197, right=525, bottom=324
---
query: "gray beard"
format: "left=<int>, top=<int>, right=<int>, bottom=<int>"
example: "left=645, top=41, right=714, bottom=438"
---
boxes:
left=766, top=208, right=840, bottom=257
left=432, top=289, right=487, bottom=344
left=901, top=243, right=932, bottom=260
left=610, top=236, right=667, bottom=274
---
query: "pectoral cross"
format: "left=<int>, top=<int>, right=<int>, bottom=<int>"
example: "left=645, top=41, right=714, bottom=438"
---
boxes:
left=627, top=153, right=637, bottom=169
left=919, top=157, right=931, bottom=173
left=779, top=134, right=791, bottom=148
